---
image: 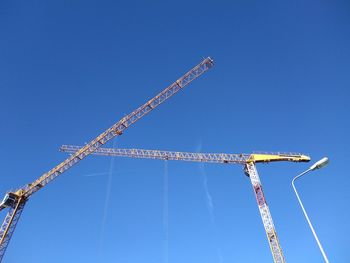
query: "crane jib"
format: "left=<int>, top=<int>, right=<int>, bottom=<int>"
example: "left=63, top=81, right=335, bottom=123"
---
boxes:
left=0, top=58, right=214, bottom=262
left=24, top=57, right=213, bottom=197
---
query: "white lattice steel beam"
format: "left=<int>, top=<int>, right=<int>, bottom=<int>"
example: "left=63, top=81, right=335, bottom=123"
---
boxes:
left=60, top=145, right=250, bottom=164
left=244, top=162, right=285, bottom=263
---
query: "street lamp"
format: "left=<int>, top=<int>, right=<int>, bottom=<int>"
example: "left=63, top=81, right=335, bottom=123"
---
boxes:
left=292, top=157, right=329, bottom=263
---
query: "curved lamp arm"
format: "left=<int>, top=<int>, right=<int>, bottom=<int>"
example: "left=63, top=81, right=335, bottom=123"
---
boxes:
left=292, top=157, right=329, bottom=263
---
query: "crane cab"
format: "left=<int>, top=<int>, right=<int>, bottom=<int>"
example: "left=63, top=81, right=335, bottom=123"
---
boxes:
left=0, top=192, right=18, bottom=209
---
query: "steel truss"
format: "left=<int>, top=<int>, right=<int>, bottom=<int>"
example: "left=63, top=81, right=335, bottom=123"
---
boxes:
left=61, top=145, right=310, bottom=263
left=245, top=162, right=285, bottom=263
left=0, top=57, right=214, bottom=262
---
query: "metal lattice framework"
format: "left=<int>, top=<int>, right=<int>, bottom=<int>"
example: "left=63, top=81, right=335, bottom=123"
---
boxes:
left=0, top=57, right=214, bottom=262
left=0, top=199, right=26, bottom=259
left=23, top=57, right=214, bottom=198
left=61, top=145, right=310, bottom=263
left=60, top=145, right=251, bottom=163
left=244, top=162, right=285, bottom=263
left=60, top=145, right=309, bottom=165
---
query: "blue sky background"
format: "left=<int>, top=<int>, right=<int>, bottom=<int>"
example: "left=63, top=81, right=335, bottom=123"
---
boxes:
left=1, top=1, right=349, bottom=262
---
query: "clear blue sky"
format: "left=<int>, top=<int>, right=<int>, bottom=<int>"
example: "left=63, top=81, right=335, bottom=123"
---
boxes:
left=1, top=1, right=349, bottom=262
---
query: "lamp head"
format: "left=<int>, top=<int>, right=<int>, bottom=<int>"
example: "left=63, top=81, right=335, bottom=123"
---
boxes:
left=309, top=157, right=329, bottom=171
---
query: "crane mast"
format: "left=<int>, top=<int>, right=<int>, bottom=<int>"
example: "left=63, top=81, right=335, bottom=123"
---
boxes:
left=0, top=57, right=214, bottom=262
left=245, top=162, right=285, bottom=263
left=61, top=145, right=310, bottom=263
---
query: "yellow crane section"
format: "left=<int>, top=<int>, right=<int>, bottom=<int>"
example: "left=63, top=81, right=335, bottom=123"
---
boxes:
left=248, top=153, right=310, bottom=163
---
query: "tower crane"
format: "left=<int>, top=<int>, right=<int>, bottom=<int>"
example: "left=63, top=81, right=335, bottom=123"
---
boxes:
left=0, top=57, right=214, bottom=262
left=60, top=145, right=311, bottom=263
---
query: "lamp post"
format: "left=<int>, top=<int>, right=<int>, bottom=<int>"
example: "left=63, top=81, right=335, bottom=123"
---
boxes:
left=292, top=157, right=329, bottom=263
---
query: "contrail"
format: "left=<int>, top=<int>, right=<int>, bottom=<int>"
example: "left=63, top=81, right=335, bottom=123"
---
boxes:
left=81, top=169, right=138, bottom=177
left=82, top=172, right=109, bottom=177
left=200, top=164, right=215, bottom=221
left=196, top=141, right=215, bottom=222
left=197, top=141, right=224, bottom=263
left=163, top=160, right=169, bottom=263
left=98, top=140, right=117, bottom=257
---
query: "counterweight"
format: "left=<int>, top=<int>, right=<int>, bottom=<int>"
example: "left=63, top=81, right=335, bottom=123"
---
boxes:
left=0, top=57, right=214, bottom=262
